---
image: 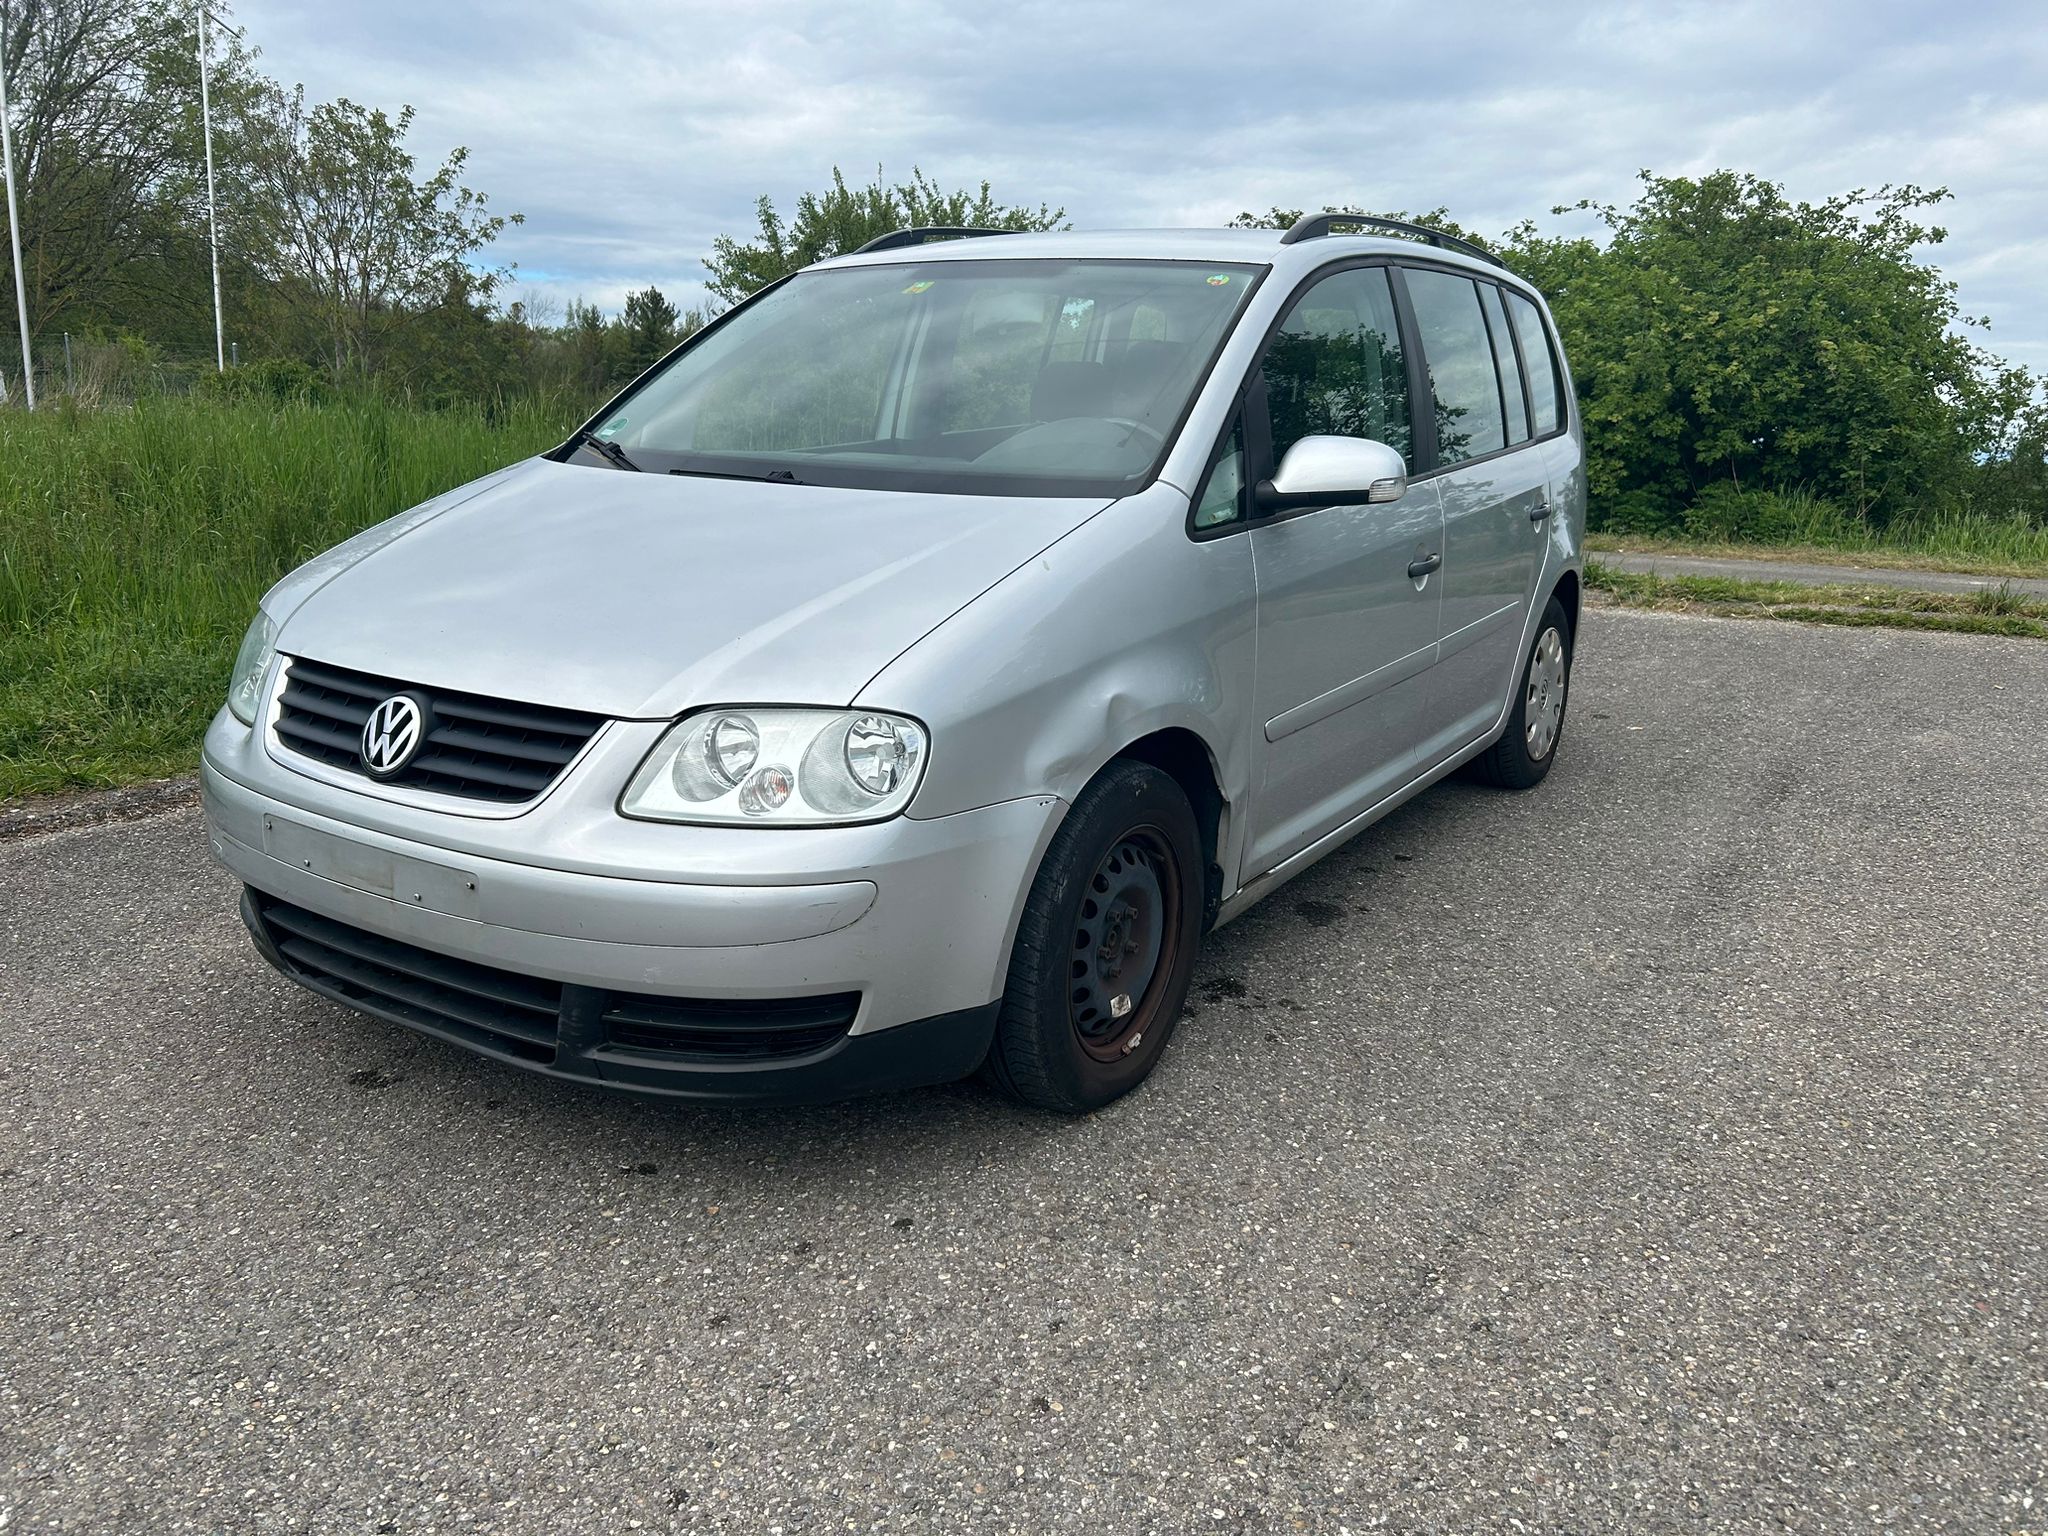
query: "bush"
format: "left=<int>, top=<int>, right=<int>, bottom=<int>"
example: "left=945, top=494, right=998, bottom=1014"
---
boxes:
left=1505, top=172, right=2038, bottom=528
left=1679, top=484, right=1854, bottom=543
left=198, top=356, right=335, bottom=405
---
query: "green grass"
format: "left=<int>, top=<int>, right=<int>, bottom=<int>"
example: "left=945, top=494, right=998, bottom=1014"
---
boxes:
left=0, top=394, right=575, bottom=799
left=1585, top=557, right=2048, bottom=640
left=1586, top=530, right=2048, bottom=580
left=1588, top=484, right=2048, bottom=578
left=5, top=393, right=2044, bottom=802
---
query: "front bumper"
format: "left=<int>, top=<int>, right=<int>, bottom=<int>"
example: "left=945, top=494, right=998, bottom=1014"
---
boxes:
left=238, top=888, right=999, bottom=1104
left=202, top=704, right=1062, bottom=1101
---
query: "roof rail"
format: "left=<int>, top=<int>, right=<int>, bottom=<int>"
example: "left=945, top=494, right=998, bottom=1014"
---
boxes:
left=850, top=226, right=1018, bottom=255
left=1279, top=211, right=1506, bottom=269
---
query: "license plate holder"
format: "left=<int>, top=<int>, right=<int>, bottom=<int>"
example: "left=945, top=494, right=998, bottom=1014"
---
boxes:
left=262, top=817, right=480, bottom=919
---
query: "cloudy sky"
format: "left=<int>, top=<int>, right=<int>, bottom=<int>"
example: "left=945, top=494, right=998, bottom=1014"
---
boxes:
left=233, top=0, right=2048, bottom=372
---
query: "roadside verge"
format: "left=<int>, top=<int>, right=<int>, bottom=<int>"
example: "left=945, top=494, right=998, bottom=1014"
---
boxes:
left=1585, top=556, right=2048, bottom=640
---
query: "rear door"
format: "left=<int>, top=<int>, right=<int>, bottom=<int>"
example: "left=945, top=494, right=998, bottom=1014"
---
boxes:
left=1398, top=266, right=1552, bottom=744
left=1238, top=264, right=1445, bottom=875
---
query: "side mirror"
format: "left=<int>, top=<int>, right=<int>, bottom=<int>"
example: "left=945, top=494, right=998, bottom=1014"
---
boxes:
left=1254, top=436, right=1408, bottom=513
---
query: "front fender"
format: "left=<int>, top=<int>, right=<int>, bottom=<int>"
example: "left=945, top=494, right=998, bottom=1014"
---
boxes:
left=864, top=484, right=1258, bottom=875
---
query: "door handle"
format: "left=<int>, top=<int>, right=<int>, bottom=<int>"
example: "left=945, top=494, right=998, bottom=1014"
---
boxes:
left=1529, top=501, right=1553, bottom=522
left=1407, top=552, right=1442, bottom=580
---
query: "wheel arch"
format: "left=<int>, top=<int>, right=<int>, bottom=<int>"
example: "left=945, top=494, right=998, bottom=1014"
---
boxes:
left=1110, top=726, right=1230, bottom=932
left=1550, top=566, right=1581, bottom=643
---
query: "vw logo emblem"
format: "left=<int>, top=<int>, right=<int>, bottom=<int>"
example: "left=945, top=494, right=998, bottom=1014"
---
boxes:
left=360, top=694, right=426, bottom=778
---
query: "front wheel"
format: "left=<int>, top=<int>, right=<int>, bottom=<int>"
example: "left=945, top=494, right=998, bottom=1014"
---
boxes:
left=1473, top=595, right=1574, bottom=790
left=984, top=761, right=1203, bottom=1114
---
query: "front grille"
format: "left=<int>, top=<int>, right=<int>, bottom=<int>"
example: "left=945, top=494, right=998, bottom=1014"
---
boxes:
left=249, top=896, right=861, bottom=1071
left=275, top=657, right=606, bottom=804
left=256, top=896, right=562, bottom=1062
left=602, top=992, right=861, bottom=1062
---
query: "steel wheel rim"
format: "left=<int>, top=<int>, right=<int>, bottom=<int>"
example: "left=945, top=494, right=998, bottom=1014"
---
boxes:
left=1524, top=626, right=1567, bottom=761
left=1068, top=827, right=1181, bottom=1064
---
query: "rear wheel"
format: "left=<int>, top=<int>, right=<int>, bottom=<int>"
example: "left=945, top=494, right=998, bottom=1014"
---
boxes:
left=985, top=761, right=1203, bottom=1114
left=1473, top=595, right=1573, bottom=790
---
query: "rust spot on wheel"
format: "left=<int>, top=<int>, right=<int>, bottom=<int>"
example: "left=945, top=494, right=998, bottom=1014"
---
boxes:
left=1068, top=826, right=1182, bottom=1064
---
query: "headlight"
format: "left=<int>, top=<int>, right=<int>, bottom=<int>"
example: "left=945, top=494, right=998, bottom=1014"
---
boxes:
left=226, top=612, right=278, bottom=725
left=620, top=708, right=928, bottom=825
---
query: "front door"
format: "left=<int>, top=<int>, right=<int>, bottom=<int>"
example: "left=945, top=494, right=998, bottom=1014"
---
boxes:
left=1243, top=264, right=1444, bottom=876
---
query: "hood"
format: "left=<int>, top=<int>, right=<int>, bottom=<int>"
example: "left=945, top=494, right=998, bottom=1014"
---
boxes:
left=273, top=458, right=1112, bottom=718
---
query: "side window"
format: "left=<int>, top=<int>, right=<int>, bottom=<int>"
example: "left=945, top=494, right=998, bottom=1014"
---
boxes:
left=1402, top=268, right=1507, bottom=464
left=1481, top=284, right=1530, bottom=446
left=1192, top=421, right=1246, bottom=531
left=1505, top=290, right=1562, bottom=437
left=1260, top=266, right=1413, bottom=470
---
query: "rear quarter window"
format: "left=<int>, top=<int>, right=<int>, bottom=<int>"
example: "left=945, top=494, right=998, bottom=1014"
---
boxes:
left=1505, top=290, right=1564, bottom=437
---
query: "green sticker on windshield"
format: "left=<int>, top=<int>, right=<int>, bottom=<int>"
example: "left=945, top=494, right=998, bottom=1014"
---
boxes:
left=1206, top=274, right=1232, bottom=286
left=903, top=279, right=934, bottom=294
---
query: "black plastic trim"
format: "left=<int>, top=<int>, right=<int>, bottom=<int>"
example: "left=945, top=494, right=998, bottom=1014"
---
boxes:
left=1278, top=211, right=1509, bottom=270
left=1183, top=405, right=1251, bottom=542
left=1484, top=281, right=1536, bottom=445
left=241, top=888, right=999, bottom=1106
left=275, top=657, right=605, bottom=806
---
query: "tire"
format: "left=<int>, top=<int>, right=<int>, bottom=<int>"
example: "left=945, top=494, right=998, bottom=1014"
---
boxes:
left=1473, top=595, right=1574, bottom=790
left=984, top=760, right=1204, bottom=1114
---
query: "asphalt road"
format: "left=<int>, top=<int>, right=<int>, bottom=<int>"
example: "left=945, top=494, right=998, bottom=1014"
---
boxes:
left=3, top=608, right=2043, bottom=1535
left=1593, top=548, right=2048, bottom=599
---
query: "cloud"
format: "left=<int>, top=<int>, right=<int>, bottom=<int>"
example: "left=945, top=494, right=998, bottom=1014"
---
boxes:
left=231, top=0, right=2048, bottom=371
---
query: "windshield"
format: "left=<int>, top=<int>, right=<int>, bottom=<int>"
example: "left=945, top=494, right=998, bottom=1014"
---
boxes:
left=572, top=259, right=1263, bottom=497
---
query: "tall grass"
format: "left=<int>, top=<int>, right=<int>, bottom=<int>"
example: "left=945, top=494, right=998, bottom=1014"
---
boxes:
left=0, top=393, right=574, bottom=797
left=1594, top=484, right=2048, bottom=573
left=3, top=394, right=2043, bottom=800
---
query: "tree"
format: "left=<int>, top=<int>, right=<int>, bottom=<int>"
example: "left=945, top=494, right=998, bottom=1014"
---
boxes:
left=619, top=284, right=679, bottom=374
left=703, top=166, right=1064, bottom=307
left=0, top=0, right=265, bottom=339
left=1506, top=172, right=2025, bottom=526
left=239, top=86, right=518, bottom=378
left=1232, top=180, right=2045, bottom=529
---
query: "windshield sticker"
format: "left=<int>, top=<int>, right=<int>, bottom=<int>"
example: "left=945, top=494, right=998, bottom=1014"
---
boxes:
left=596, top=419, right=625, bottom=438
left=902, top=279, right=935, bottom=294
left=1205, top=274, right=1232, bottom=287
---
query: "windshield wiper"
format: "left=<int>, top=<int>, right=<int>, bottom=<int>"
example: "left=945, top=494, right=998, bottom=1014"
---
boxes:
left=570, top=429, right=641, bottom=472
left=667, top=465, right=803, bottom=485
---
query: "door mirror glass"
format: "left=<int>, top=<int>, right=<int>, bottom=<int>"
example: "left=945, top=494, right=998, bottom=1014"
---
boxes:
left=1260, top=435, right=1408, bottom=511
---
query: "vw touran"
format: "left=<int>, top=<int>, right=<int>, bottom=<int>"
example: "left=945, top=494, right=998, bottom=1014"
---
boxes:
left=205, top=214, right=1584, bottom=1112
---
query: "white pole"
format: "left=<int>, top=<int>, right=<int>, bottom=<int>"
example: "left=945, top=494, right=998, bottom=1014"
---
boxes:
left=198, top=1, right=223, bottom=371
left=0, top=39, right=36, bottom=410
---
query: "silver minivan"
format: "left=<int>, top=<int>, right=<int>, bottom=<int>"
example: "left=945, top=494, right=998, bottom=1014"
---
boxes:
left=204, top=215, right=1583, bottom=1113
